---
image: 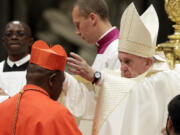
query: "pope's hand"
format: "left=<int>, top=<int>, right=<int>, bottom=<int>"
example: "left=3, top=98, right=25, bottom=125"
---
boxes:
left=67, top=52, right=95, bottom=82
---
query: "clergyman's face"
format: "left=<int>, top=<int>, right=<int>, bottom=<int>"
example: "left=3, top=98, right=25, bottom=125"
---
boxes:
left=72, top=6, right=97, bottom=44
left=2, top=21, right=32, bottom=55
left=118, top=51, right=151, bottom=78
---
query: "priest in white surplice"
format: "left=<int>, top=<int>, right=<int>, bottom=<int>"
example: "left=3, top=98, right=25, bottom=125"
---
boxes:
left=66, top=3, right=180, bottom=135
left=61, top=0, right=120, bottom=134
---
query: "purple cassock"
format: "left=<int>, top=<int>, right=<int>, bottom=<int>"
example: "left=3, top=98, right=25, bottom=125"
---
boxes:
left=92, top=27, right=120, bottom=71
left=96, top=27, right=120, bottom=54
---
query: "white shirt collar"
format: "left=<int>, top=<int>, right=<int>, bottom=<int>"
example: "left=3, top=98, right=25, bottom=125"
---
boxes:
left=7, top=54, right=30, bottom=68
left=96, top=27, right=116, bottom=46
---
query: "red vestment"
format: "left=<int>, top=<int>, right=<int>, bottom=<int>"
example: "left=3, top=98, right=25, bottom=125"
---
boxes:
left=0, top=84, right=82, bottom=135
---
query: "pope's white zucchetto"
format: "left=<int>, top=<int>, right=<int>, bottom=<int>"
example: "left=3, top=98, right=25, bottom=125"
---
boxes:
left=118, top=3, right=159, bottom=58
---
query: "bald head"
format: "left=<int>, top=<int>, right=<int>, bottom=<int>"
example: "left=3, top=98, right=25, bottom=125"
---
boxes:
left=26, top=63, right=65, bottom=100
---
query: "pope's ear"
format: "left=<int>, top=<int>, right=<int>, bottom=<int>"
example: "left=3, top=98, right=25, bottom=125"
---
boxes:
left=145, top=58, right=153, bottom=69
left=48, top=73, right=57, bottom=87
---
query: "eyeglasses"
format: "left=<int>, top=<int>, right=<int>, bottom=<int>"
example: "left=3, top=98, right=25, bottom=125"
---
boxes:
left=4, top=31, right=30, bottom=38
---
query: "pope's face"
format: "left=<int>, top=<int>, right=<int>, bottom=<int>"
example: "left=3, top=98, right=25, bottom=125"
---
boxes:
left=118, top=51, right=151, bottom=78
left=2, top=21, right=32, bottom=56
left=72, top=6, right=97, bottom=44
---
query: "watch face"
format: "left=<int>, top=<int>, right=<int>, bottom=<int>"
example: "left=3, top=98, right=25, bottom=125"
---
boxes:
left=92, top=71, right=101, bottom=84
left=95, top=72, right=101, bottom=78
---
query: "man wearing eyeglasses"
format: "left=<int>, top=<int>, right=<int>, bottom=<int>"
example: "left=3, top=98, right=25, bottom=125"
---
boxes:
left=0, top=21, right=33, bottom=99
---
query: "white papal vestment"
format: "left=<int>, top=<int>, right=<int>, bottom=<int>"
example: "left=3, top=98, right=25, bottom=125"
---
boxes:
left=93, top=63, right=180, bottom=135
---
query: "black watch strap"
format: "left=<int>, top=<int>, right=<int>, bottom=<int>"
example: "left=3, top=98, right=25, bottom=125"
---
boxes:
left=92, top=71, right=101, bottom=84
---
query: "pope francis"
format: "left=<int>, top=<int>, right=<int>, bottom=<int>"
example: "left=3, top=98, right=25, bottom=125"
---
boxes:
left=91, top=3, right=180, bottom=135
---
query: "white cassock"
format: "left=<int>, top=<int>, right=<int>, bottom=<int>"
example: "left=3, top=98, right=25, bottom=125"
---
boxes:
left=0, top=55, right=29, bottom=103
left=61, top=27, right=120, bottom=135
left=92, top=63, right=180, bottom=135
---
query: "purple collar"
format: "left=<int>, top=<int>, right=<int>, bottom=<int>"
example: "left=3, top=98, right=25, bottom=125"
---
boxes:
left=96, top=27, right=119, bottom=54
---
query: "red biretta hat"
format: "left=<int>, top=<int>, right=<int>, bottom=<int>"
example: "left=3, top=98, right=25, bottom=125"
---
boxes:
left=30, top=40, right=67, bottom=71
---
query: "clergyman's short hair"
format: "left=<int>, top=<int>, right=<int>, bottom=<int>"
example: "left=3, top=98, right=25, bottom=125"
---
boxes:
left=75, top=0, right=109, bottom=20
left=4, top=21, right=32, bottom=37
left=168, top=94, right=180, bottom=133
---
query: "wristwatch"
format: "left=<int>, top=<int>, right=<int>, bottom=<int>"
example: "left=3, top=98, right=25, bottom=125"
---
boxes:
left=92, top=71, right=101, bottom=84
